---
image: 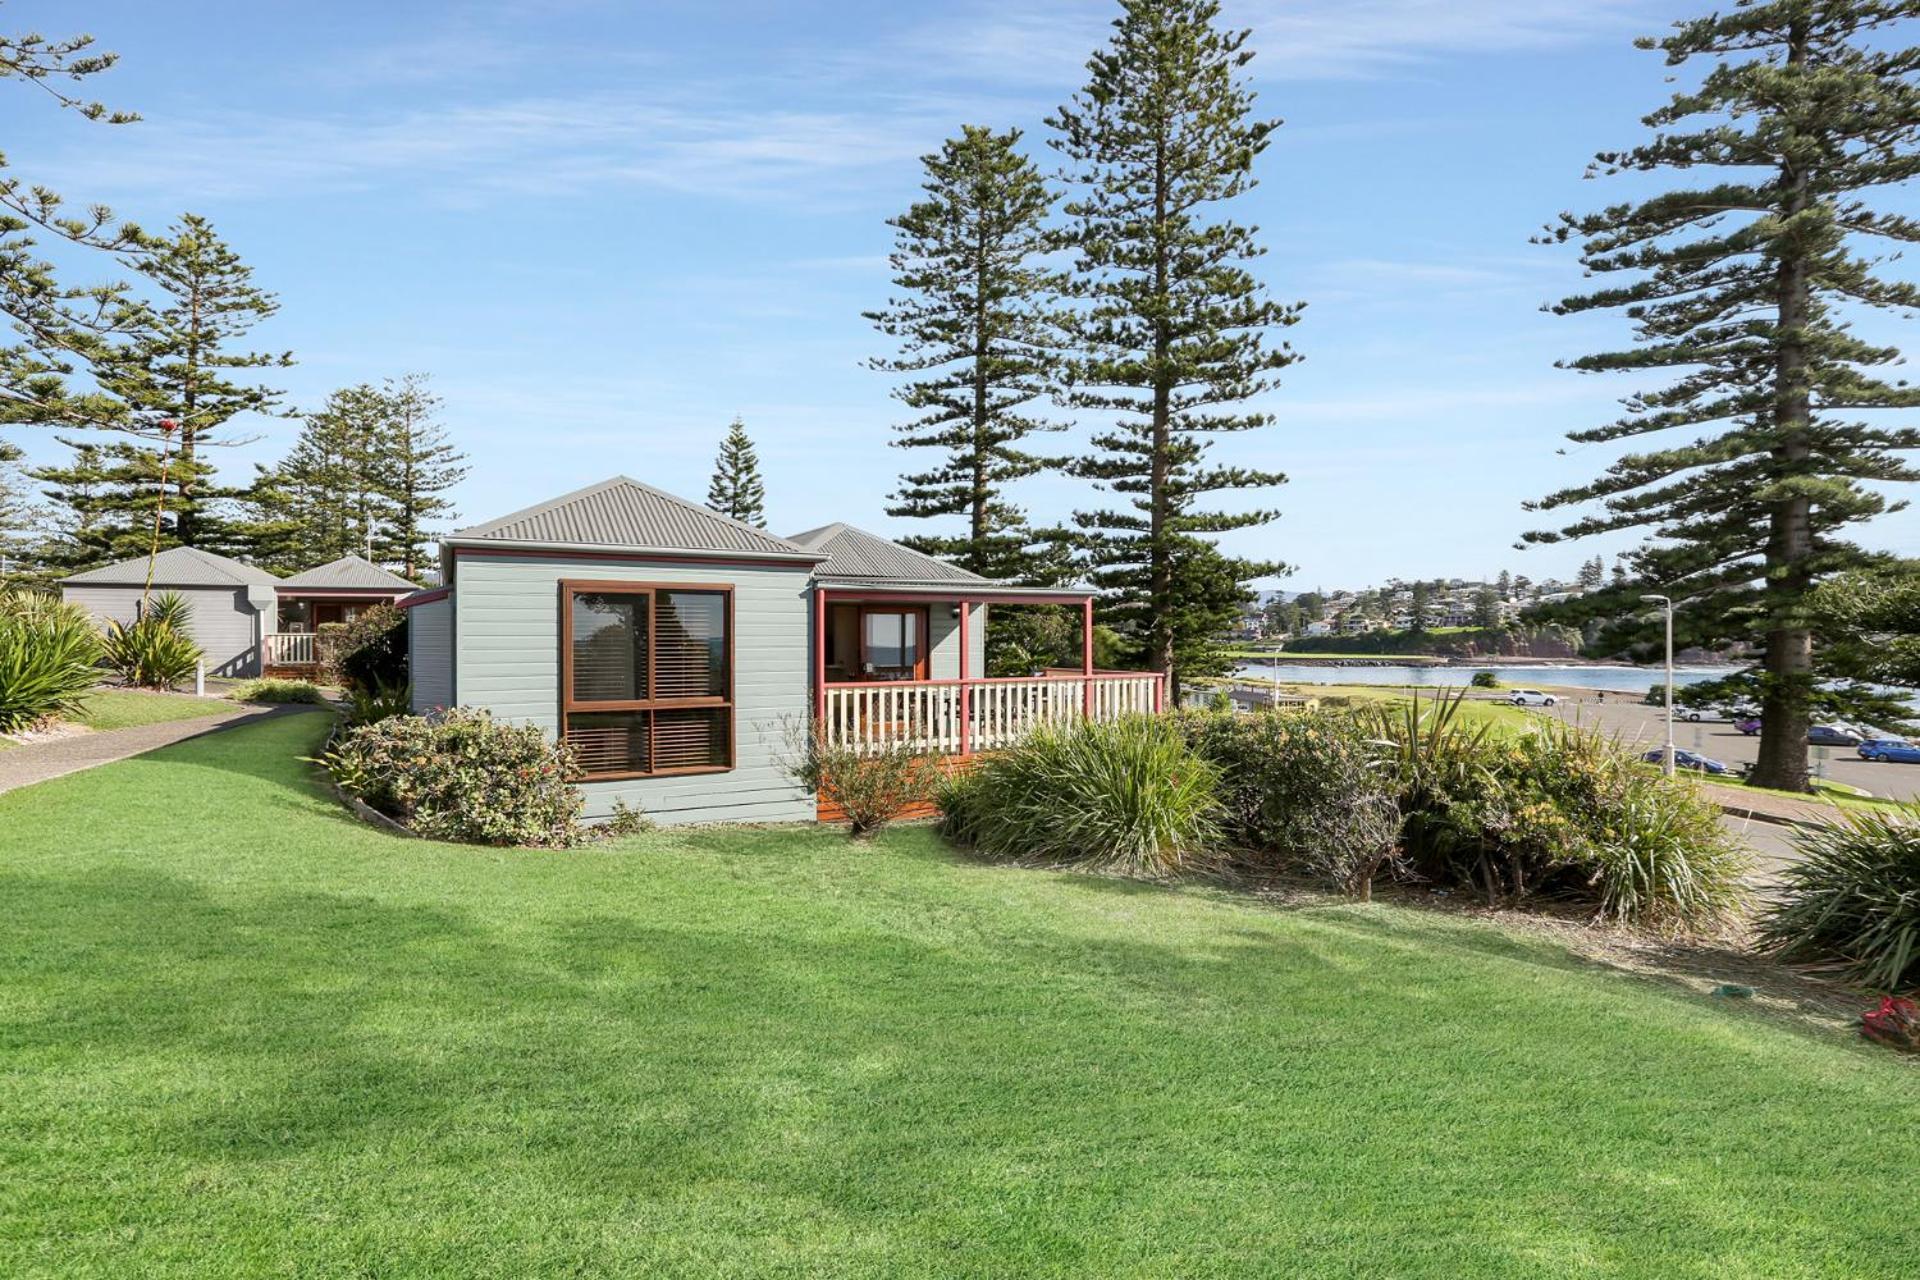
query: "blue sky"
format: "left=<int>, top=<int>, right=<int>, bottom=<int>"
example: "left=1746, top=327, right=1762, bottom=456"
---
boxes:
left=8, top=0, right=1919, bottom=591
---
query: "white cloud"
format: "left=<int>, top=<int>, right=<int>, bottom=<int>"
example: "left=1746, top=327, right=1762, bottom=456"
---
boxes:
left=891, top=0, right=1651, bottom=89
left=35, top=92, right=951, bottom=208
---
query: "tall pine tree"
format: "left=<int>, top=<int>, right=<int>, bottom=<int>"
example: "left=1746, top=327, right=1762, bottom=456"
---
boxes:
left=1526, top=0, right=1920, bottom=791
left=1049, top=0, right=1302, bottom=700
left=865, top=124, right=1063, bottom=580
left=245, top=384, right=387, bottom=571
left=92, top=214, right=291, bottom=546
left=32, top=432, right=215, bottom=568
left=705, top=416, right=767, bottom=528
left=372, top=374, right=465, bottom=577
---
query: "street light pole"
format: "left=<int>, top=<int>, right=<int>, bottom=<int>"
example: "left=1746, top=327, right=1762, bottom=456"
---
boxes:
left=1641, top=593, right=1674, bottom=777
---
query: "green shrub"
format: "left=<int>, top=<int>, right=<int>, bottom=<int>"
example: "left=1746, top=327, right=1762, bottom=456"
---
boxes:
left=101, top=615, right=203, bottom=689
left=1182, top=708, right=1401, bottom=899
left=791, top=730, right=937, bottom=839
left=322, top=708, right=583, bottom=847
left=602, top=799, right=655, bottom=838
left=0, top=590, right=101, bottom=732
left=1469, top=670, right=1500, bottom=689
left=233, top=678, right=325, bottom=704
left=345, top=679, right=411, bottom=726
left=337, top=604, right=407, bottom=690
left=1761, top=806, right=1920, bottom=992
left=313, top=621, right=350, bottom=684
left=1365, top=692, right=1745, bottom=926
left=940, top=715, right=1221, bottom=876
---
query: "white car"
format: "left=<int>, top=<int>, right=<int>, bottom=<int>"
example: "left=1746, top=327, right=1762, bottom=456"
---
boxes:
left=1509, top=689, right=1558, bottom=707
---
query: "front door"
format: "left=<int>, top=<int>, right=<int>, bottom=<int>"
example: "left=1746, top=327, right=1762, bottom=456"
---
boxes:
left=313, top=603, right=346, bottom=629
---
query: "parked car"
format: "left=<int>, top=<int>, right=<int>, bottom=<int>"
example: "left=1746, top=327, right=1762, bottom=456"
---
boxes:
left=1642, top=747, right=1734, bottom=775
left=1509, top=689, right=1557, bottom=707
left=1858, top=739, right=1920, bottom=763
left=1735, top=717, right=1762, bottom=735
left=1808, top=724, right=1864, bottom=747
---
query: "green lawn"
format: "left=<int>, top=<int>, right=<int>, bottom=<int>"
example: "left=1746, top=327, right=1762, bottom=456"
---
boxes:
left=0, top=688, right=235, bottom=751
left=2, top=715, right=1916, bottom=1277
left=73, top=687, right=236, bottom=731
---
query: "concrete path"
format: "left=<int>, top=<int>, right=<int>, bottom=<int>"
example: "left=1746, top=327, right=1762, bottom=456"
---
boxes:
left=0, top=704, right=325, bottom=797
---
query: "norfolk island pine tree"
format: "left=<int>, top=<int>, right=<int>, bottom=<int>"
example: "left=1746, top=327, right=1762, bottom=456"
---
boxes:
left=1526, top=0, right=1920, bottom=791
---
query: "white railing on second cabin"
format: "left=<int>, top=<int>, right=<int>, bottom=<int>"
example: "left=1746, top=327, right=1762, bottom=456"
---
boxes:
left=819, top=672, right=1164, bottom=758
left=263, top=632, right=317, bottom=667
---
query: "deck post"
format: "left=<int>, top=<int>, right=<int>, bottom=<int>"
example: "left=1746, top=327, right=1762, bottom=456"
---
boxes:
left=957, top=600, right=971, bottom=758
left=1081, top=597, right=1095, bottom=718
left=813, top=586, right=827, bottom=729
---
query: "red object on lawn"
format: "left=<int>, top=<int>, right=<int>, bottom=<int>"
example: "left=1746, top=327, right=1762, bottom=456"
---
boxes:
left=1861, top=996, right=1919, bottom=1052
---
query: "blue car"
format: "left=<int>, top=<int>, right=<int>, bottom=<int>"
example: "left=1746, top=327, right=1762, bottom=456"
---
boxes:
left=1642, top=748, right=1734, bottom=775
left=1858, top=739, right=1920, bottom=763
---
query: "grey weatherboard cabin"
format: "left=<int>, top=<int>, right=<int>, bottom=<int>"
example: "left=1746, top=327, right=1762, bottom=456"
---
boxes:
left=403, top=476, right=1163, bottom=826
left=60, top=549, right=417, bottom=679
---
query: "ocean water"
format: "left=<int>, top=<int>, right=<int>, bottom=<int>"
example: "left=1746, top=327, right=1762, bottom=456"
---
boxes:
left=1230, top=662, right=1731, bottom=693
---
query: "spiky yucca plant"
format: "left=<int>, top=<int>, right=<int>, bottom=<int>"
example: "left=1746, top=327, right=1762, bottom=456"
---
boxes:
left=0, top=591, right=102, bottom=732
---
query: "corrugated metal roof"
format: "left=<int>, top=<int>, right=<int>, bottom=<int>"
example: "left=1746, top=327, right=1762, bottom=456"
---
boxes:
left=448, top=476, right=817, bottom=558
left=279, top=554, right=418, bottom=592
left=786, top=523, right=993, bottom=585
left=60, top=545, right=282, bottom=588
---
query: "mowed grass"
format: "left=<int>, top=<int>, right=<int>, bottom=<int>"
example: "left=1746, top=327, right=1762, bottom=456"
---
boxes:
left=74, top=687, right=236, bottom=730
left=2, top=716, right=1916, bottom=1278
left=0, top=687, right=235, bottom=751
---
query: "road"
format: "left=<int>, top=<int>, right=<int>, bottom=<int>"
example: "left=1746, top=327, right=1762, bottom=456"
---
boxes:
left=1521, top=691, right=1920, bottom=802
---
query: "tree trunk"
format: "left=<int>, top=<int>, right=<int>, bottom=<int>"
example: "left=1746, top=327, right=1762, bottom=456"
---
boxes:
left=1149, top=132, right=1175, bottom=705
left=1750, top=15, right=1815, bottom=794
left=970, top=220, right=990, bottom=575
left=175, top=284, right=204, bottom=546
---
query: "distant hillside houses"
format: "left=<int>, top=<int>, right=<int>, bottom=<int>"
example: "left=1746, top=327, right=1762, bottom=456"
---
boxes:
left=1237, top=573, right=1591, bottom=642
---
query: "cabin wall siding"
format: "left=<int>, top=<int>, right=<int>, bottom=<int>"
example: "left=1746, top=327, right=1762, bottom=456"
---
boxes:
left=452, top=552, right=814, bottom=825
left=408, top=598, right=454, bottom=712
left=61, top=583, right=263, bottom=677
left=925, top=603, right=987, bottom=679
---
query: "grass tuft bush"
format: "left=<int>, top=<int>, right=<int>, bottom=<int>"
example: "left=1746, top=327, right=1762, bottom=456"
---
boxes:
left=322, top=708, right=583, bottom=847
left=1365, top=692, right=1745, bottom=927
left=0, top=590, right=101, bottom=732
left=940, top=715, right=1221, bottom=876
left=1761, top=806, right=1920, bottom=992
left=232, top=678, right=325, bottom=704
left=1182, top=708, right=1401, bottom=898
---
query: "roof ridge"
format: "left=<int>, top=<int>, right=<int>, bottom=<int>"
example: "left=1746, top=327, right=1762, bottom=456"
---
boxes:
left=446, top=475, right=815, bottom=557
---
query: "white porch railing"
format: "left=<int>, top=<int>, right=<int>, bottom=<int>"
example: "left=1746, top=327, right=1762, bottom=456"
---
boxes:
left=263, top=632, right=317, bottom=666
left=820, top=672, right=1163, bottom=757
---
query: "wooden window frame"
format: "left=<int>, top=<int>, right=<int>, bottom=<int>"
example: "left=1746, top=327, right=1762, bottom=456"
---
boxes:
left=559, top=579, right=736, bottom=780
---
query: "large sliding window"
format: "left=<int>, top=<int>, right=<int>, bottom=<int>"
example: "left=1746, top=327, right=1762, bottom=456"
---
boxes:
left=561, top=581, right=733, bottom=779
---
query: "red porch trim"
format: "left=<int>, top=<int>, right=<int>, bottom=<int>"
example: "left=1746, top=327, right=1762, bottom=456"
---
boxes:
left=816, top=589, right=1093, bottom=606
left=276, top=589, right=414, bottom=600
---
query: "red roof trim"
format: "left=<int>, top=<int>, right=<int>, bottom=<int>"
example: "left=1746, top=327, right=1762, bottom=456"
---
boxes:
left=396, top=586, right=452, bottom=609
left=453, top=546, right=816, bottom=571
